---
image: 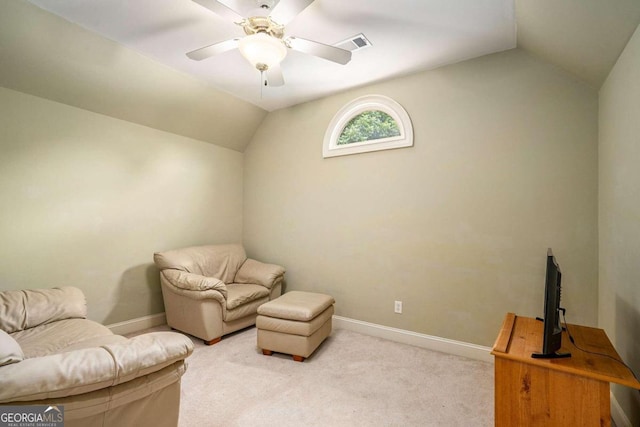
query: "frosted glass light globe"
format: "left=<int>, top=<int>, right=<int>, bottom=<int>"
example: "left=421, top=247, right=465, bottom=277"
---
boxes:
left=238, top=33, right=287, bottom=70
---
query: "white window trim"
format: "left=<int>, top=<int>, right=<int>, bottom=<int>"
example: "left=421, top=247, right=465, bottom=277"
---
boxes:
left=323, top=95, right=413, bottom=158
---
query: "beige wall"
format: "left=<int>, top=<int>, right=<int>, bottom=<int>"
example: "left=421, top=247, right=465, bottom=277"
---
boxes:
left=0, top=87, right=244, bottom=324
left=244, top=48, right=599, bottom=346
left=599, top=23, right=640, bottom=425
left=0, top=1, right=266, bottom=152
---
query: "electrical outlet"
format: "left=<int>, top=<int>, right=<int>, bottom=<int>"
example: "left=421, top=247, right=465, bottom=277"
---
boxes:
left=394, top=300, right=403, bottom=314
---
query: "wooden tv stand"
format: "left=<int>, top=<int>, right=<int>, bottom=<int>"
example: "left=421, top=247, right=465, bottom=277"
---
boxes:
left=491, top=313, right=640, bottom=426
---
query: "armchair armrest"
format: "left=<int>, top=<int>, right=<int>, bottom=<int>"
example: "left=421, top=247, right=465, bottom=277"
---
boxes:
left=161, top=270, right=227, bottom=299
left=235, top=259, right=285, bottom=289
left=0, top=332, right=193, bottom=403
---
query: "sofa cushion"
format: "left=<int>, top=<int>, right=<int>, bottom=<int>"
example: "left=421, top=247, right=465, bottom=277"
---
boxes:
left=0, top=287, right=86, bottom=334
left=154, top=244, right=247, bottom=284
left=0, top=329, right=24, bottom=366
left=12, top=318, right=115, bottom=358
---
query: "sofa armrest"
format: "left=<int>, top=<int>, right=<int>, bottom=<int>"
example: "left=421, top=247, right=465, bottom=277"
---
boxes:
left=0, top=332, right=193, bottom=403
left=161, top=270, right=227, bottom=299
left=235, top=259, right=285, bottom=289
left=102, top=332, right=193, bottom=384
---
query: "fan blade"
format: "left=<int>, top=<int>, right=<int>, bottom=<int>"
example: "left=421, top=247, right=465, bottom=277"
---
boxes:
left=270, top=0, right=314, bottom=25
left=191, top=0, right=243, bottom=22
left=186, top=38, right=240, bottom=61
left=266, top=64, right=285, bottom=87
left=287, top=37, right=352, bottom=65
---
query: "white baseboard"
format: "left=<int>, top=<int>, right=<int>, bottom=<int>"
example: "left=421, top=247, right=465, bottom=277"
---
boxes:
left=106, top=312, right=493, bottom=361
left=332, top=315, right=493, bottom=363
left=106, top=312, right=166, bottom=336
left=106, top=311, right=633, bottom=424
left=611, top=391, right=631, bottom=427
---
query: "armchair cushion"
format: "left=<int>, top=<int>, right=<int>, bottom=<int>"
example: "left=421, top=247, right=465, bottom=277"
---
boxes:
left=225, top=284, right=269, bottom=310
left=0, top=330, right=24, bottom=366
left=235, top=259, right=285, bottom=289
left=0, top=287, right=86, bottom=334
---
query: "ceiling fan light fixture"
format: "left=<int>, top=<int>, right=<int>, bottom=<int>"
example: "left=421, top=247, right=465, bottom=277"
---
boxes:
left=238, top=32, right=287, bottom=70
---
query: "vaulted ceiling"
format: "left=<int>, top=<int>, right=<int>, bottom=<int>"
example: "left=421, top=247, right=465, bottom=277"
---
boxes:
left=515, top=0, right=640, bottom=88
left=2, top=1, right=639, bottom=151
left=23, top=0, right=640, bottom=111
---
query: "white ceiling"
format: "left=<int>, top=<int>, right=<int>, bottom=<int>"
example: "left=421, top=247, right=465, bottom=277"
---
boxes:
left=26, top=0, right=517, bottom=111
left=23, top=0, right=640, bottom=112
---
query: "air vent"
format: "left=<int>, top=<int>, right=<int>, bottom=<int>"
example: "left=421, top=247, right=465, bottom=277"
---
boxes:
left=334, top=33, right=372, bottom=52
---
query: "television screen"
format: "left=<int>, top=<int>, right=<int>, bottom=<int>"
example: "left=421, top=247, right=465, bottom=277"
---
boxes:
left=532, top=248, right=570, bottom=359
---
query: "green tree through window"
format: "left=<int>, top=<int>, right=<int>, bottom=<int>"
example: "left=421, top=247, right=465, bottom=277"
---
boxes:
left=337, top=110, right=401, bottom=145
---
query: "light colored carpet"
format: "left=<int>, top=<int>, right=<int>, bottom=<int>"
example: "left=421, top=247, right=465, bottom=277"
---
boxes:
left=134, top=325, right=494, bottom=426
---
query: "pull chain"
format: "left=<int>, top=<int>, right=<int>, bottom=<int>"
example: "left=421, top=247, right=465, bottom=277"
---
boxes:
left=257, top=63, right=269, bottom=99
left=260, top=69, right=264, bottom=99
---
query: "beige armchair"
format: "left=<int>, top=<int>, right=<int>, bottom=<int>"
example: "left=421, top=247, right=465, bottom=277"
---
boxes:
left=153, top=244, right=285, bottom=345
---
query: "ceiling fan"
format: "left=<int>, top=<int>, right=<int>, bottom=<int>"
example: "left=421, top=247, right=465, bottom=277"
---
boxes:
left=187, top=0, right=352, bottom=87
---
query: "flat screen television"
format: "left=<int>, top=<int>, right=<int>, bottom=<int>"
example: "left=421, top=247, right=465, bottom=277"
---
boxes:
left=531, top=248, right=571, bottom=359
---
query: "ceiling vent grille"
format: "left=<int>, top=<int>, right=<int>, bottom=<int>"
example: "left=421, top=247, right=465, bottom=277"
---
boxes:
left=334, top=33, right=372, bottom=52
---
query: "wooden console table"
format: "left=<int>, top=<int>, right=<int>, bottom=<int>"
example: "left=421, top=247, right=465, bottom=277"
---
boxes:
left=491, top=313, right=640, bottom=426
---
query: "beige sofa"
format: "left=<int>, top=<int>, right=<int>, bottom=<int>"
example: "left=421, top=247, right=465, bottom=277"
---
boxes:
left=154, top=244, right=285, bottom=345
left=0, top=287, right=193, bottom=427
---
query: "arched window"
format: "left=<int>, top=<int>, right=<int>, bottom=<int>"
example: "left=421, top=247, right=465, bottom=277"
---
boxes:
left=323, top=95, right=413, bottom=158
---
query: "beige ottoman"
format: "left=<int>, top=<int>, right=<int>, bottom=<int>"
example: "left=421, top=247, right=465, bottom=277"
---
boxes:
left=257, top=291, right=335, bottom=362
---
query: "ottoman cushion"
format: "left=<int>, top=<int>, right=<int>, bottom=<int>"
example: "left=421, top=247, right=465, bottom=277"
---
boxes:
left=257, top=291, right=334, bottom=322
left=256, top=304, right=334, bottom=337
